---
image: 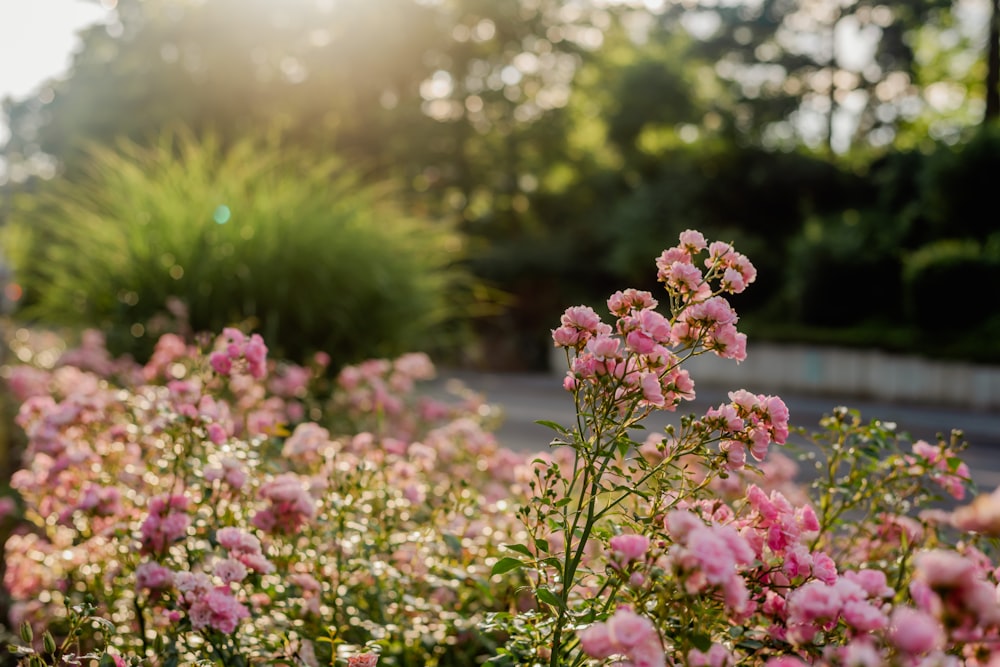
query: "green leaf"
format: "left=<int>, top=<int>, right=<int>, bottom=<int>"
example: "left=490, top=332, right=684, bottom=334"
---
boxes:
left=689, top=632, right=712, bottom=652
left=536, top=420, right=569, bottom=434
left=87, top=616, right=117, bottom=633
left=503, top=543, right=534, bottom=557
left=491, top=557, right=524, bottom=576
left=616, top=439, right=630, bottom=458
left=535, top=586, right=564, bottom=609
left=534, top=537, right=550, bottom=554
left=443, top=533, right=463, bottom=555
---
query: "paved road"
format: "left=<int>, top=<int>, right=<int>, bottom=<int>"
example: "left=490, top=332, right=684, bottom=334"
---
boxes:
left=435, top=369, right=1000, bottom=493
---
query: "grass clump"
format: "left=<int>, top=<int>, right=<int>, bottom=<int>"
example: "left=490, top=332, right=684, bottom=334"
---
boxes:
left=3, top=129, right=472, bottom=366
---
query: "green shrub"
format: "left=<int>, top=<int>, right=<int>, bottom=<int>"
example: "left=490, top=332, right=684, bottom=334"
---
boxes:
left=783, top=212, right=904, bottom=328
left=2, top=129, right=472, bottom=366
left=918, top=125, right=1000, bottom=243
left=903, top=239, right=1000, bottom=333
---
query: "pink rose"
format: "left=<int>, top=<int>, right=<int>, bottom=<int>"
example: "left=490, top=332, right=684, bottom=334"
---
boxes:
left=888, top=607, right=944, bottom=654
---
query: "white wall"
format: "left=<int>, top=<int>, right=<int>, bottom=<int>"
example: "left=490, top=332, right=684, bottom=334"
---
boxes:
left=552, top=343, right=1000, bottom=410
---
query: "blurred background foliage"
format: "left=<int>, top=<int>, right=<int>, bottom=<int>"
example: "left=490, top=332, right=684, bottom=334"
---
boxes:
left=1, top=0, right=999, bottom=369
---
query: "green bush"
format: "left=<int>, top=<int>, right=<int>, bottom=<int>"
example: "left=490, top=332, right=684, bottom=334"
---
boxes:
left=783, top=212, right=904, bottom=328
left=903, top=239, right=1000, bottom=333
left=2, top=129, right=473, bottom=367
left=918, top=125, right=1000, bottom=243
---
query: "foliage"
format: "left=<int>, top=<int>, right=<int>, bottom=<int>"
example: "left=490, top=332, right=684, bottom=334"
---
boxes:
left=902, top=238, right=1000, bottom=332
left=916, top=124, right=1000, bottom=242
left=2, top=130, right=473, bottom=367
left=782, top=212, right=905, bottom=328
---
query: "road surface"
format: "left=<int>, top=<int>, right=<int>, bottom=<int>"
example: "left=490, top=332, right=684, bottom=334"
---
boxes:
left=435, top=369, right=1000, bottom=493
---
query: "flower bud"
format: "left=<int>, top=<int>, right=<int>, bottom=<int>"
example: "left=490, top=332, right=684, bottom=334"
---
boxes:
left=42, top=630, right=56, bottom=654
left=19, top=620, right=32, bottom=644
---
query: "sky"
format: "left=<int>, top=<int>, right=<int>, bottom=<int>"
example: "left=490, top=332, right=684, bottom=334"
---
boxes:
left=0, top=0, right=111, bottom=141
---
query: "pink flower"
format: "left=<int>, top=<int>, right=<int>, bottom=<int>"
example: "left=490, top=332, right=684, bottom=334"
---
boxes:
left=586, top=335, right=621, bottom=361
left=135, top=562, right=173, bottom=590
left=888, top=607, right=944, bottom=654
left=952, top=486, right=1000, bottom=535
left=678, top=229, right=707, bottom=252
left=580, top=607, right=665, bottom=667
left=579, top=623, right=616, bottom=659
left=841, top=599, right=888, bottom=632
left=842, top=569, right=894, bottom=599
left=786, top=580, right=842, bottom=626
left=209, top=351, right=232, bottom=375
left=552, top=326, right=581, bottom=347
left=639, top=372, right=665, bottom=407
left=188, top=588, right=250, bottom=634
left=214, top=558, right=248, bottom=584
left=609, top=534, right=650, bottom=565
left=687, top=527, right=737, bottom=585
left=811, top=552, right=838, bottom=585
left=913, top=549, right=977, bottom=590
left=607, top=289, right=658, bottom=316
left=721, top=267, right=745, bottom=293
left=666, top=262, right=704, bottom=292
left=688, top=644, right=733, bottom=667
left=561, top=305, right=603, bottom=333
left=347, top=654, right=379, bottom=667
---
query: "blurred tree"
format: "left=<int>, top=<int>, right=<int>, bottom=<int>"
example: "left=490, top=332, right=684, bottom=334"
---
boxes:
left=985, top=0, right=1000, bottom=119
left=641, top=0, right=975, bottom=154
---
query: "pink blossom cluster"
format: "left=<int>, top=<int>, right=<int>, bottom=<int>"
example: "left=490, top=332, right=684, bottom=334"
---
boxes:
left=140, top=494, right=191, bottom=554
left=578, top=606, right=666, bottom=667
left=334, top=351, right=468, bottom=442
left=252, top=472, right=317, bottom=535
left=347, top=653, right=380, bottom=667
left=910, top=548, right=1000, bottom=643
left=905, top=439, right=972, bottom=500
left=216, top=526, right=275, bottom=574
left=664, top=508, right=756, bottom=615
left=3, top=325, right=529, bottom=664
left=553, top=231, right=757, bottom=420
left=701, top=390, right=790, bottom=469
left=209, top=327, right=268, bottom=380
left=281, top=421, right=335, bottom=464
left=554, top=301, right=696, bottom=413
left=174, top=570, right=250, bottom=634
left=952, top=486, right=1000, bottom=535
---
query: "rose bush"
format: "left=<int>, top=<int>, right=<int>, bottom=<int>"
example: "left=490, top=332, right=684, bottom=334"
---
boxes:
left=1, top=230, right=998, bottom=667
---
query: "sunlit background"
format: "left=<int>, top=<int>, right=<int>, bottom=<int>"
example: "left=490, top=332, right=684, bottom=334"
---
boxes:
left=1, top=0, right=998, bottom=373
left=0, top=1, right=110, bottom=140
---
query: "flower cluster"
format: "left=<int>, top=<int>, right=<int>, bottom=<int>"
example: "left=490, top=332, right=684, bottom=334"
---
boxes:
left=209, top=327, right=268, bottom=379
left=490, top=231, right=994, bottom=667
left=552, top=231, right=755, bottom=425
left=3, top=229, right=997, bottom=667
left=2, top=327, right=527, bottom=665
